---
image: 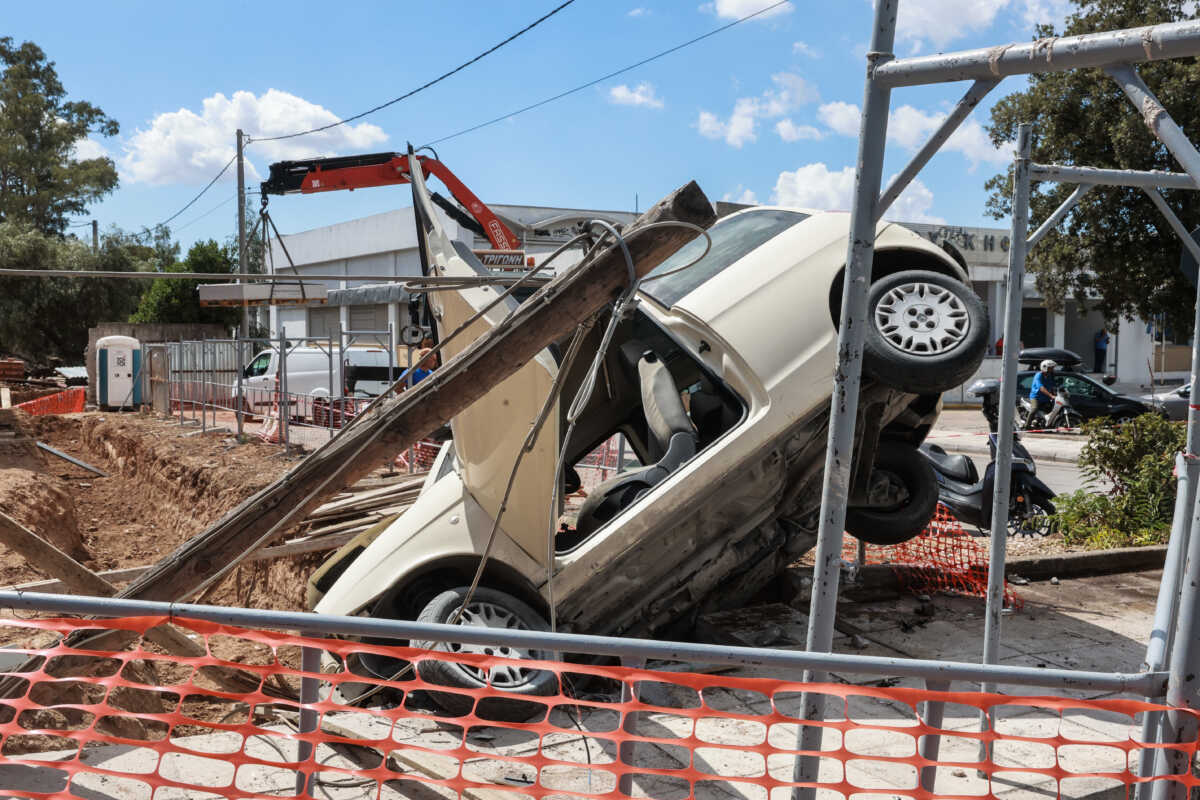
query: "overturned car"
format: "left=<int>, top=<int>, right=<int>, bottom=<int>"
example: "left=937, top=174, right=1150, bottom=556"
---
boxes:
left=309, top=171, right=988, bottom=699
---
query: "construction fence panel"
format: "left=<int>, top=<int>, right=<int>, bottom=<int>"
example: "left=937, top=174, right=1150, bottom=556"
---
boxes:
left=0, top=613, right=1191, bottom=800
left=145, top=345, right=170, bottom=416
left=12, top=388, right=85, bottom=416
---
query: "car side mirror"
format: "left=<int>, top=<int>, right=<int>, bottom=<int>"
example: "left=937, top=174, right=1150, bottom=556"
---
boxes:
left=1181, top=388, right=1191, bottom=398
left=1102, top=375, right=1117, bottom=386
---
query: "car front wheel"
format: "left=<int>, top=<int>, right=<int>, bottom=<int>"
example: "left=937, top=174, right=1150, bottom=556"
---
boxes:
left=863, top=269, right=989, bottom=394
left=412, top=586, right=559, bottom=720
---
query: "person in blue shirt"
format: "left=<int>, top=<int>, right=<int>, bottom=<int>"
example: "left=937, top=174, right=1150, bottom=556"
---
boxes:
left=1024, top=359, right=1058, bottom=429
left=1093, top=328, right=1109, bottom=373
left=397, top=347, right=436, bottom=390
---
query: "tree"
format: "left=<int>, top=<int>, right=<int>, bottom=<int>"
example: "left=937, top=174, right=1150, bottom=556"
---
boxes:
left=0, top=38, right=120, bottom=234
left=130, top=240, right=241, bottom=328
left=984, top=0, right=1200, bottom=330
left=0, top=222, right=144, bottom=362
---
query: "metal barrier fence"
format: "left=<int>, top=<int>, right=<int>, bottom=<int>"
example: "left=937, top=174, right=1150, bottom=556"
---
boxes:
left=0, top=593, right=1181, bottom=800
left=142, top=327, right=425, bottom=457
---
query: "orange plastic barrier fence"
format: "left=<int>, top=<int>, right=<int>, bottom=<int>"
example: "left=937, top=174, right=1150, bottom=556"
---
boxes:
left=13, top=388, right=85, bottom=416
left=0, top=614, right=1192, bottom=800
left=844, top=504, right=1022, bottom=608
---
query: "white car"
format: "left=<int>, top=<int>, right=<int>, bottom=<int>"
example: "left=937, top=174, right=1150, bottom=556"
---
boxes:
left=239, top=346, right=398, bottom=418
left=310, top=170, right=988, bottom=707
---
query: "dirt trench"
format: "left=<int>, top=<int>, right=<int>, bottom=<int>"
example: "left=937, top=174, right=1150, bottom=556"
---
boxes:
left=0, top=411, right=320, bottom=609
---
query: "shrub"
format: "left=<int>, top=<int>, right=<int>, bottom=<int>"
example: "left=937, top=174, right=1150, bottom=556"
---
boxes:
left=1053, top=413, right=1184, bottom=549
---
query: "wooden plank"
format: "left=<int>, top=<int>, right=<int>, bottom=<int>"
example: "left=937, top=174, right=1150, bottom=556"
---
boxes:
left=114, top=182, right=714, bottom=604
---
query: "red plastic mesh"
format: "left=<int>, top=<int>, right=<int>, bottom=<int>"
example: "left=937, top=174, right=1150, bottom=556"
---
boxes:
left=13, top=388, right=85, bottom=416
left=0, top=614, right=1188, bottom=800
left=843, top=504, right=1022, bottom=609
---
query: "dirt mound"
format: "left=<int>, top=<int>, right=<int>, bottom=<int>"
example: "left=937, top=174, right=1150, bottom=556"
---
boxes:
left=0, top=469, right=87, bottom=567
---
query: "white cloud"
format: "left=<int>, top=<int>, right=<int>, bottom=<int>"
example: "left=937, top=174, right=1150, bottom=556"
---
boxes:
left=628, top=6, right=650, bottom=16
left=817, top=101, right=861, bottom=137
left=722, top=186, right=759, bottom=204
left=792, top=41, right=818, bottom=57
left=122, top=89, right=387, bottom=185
left=698, top=72, right=817, bottom=148
left=701, top=0, right=793, bottom=19
left=772, top=163, right=944, bottom=223
left=775, top=118, right=823, bottom=142
left=1019, top=0, right=1073, bottom=26
left=895, top=0, right=1010, bottom=50
left=608, top=82, right=664, bottom=109
left=72, top=137, right=110, bottom=161
left=819, top=100, right=1010, bottom=169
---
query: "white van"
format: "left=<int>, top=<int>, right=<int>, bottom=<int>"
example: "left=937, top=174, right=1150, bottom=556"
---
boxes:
left=238, top=346, right=400, bottom=418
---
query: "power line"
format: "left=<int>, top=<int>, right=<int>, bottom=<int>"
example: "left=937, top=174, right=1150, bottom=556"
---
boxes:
left=174, top=194, right=237, bottom=233
left=424, top=0, right=792, bottom=146
left=154, top=154, right=237, bottom=229
left=249, top=0, right=578, bottom=144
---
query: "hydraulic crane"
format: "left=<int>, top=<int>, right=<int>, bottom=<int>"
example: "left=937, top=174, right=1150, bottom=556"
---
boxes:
left=260, top=151, right=521, bottom=251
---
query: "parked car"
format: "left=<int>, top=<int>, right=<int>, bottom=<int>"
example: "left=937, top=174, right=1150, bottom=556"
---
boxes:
left=238, top=346, right=400, bottom=418
left=1016, top=371, right=1151, bottom=423
left=309, top=167, right=990, bottom=704
left=1140, top=383, right=1191, bottom=420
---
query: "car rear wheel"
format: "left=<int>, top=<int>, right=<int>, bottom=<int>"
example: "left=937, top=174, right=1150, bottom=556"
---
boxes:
left=864, top=270, right=989, bottom=394
left=846, top=440, right=939, bottom=546
left=413, top=587, right=558, bottom=720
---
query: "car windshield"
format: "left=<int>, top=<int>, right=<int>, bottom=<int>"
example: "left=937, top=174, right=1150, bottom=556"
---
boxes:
left=641, top=208, right=809, bottom=308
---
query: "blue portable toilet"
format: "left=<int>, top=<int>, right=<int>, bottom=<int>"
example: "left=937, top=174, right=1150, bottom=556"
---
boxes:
left=96, top=335, right=141, bottom=409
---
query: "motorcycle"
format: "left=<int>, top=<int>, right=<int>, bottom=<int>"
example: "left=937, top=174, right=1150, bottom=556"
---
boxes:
left=919, top=432, right=1057, bottom=537
left=1020, top=387, right=1082, bottom=431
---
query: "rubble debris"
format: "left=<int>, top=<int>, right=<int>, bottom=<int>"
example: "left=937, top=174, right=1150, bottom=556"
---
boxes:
left=696, top=603, right=809, bottom=648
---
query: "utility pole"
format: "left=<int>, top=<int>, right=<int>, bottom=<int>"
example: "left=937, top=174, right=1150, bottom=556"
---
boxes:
left=236, top=129, right=248, bottom=337
left=91, top=220, right=98, bottom=254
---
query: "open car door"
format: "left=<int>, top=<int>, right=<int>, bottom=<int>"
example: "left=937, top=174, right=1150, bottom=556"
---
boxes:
left=409, top=159, right=560, bottom=566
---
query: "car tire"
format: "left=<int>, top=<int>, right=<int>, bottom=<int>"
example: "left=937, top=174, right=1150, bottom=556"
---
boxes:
left=412, top=587, right=558, bottom=721
left=863, top=269, right=989, bottom=394
left=846, top=440, right=939, bottom=546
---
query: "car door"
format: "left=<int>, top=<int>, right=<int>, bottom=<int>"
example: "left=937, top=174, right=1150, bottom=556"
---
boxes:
left=1167, top=385, right=1192, bottom=420
left=1058, top=374, right=1108, bottom=418
left=410, top=160, right=560, bottom=566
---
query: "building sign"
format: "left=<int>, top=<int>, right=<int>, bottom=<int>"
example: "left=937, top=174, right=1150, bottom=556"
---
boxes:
left=474, top=250, right=533, bottom=271
left=901, top=222, right=1012, bottom=268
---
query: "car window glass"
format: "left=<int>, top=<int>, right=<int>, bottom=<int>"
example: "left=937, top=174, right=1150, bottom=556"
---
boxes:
left=1017, top=375, right=1033, bottom=393
left=641, top=209, right=809, bottom=307
left=245, top=353, right=271, bottom=377
left=1061, top=375, right=1097, bottom=398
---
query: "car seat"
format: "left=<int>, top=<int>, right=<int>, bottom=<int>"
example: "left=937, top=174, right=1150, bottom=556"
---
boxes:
left=572, top=347, right=698, bottom=539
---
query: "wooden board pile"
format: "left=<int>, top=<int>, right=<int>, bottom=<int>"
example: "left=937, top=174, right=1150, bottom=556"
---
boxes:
left=278, top=471, right=429, bottom=556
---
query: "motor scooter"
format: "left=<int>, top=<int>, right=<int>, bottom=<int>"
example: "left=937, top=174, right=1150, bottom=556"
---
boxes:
left=1020, top=387, right=1082, bottom=430
left=919, top=432, right=1057, bottom=536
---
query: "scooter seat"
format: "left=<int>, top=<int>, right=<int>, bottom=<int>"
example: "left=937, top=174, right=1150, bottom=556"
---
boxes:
left=920, top=444, right=979, bottom=484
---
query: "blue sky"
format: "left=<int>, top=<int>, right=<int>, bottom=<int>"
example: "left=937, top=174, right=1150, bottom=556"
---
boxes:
left=8, top=0, right=1088, bottom=251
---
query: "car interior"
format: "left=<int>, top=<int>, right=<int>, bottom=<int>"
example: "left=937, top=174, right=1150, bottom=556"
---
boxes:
left=552, top=308, right=745, bottom=552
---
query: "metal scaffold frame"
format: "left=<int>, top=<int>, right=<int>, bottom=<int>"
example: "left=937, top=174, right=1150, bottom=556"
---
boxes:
left=802, top=3, right=1200, bottom=795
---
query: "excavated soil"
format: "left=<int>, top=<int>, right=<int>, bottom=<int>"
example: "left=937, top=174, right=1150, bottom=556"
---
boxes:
left=0, top=411, right=319, bottom=610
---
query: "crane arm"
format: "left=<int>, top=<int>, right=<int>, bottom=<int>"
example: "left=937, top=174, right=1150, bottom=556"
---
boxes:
left=260, top=152, right=520, bottom=250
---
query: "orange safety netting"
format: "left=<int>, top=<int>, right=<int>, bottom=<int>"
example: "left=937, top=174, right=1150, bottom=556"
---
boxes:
left=13, top=388, right=85, bottom=417
left=844, top=504, right=1022, bottom=608
left=0, top=613, right=1190, bottom=800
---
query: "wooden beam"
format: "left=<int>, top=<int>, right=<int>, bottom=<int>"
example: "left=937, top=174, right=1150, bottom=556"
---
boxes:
left=115, top=181, right=715, bottom=604
left=0, top=510, right=203, bottom=658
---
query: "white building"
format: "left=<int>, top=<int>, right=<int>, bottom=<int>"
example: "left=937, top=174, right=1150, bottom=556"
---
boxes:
left=268, top=202, right=1175, bottom=389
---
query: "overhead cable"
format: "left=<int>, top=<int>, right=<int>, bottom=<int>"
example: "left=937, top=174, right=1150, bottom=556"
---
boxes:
left=154, top=155, right=237, bottom=229
left=423, top=0, right=792, bottom=146
left=248, top=0, right=578, bottom=144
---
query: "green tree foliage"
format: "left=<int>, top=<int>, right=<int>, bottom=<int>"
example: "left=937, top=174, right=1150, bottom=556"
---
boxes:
left=1053, top=413, right=1185, bottom=547
left=0, top=222, right=145, bottom=361
left=0, top=37, right=120, bottom=234
left=130, top=240, right=241, bottom=328
left=985, top=0, right=1200, bottom=329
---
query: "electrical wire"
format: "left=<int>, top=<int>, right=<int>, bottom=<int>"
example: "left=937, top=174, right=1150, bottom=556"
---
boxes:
left=248, top=0, right=578, bottom=144
left=154, top=154, right=237, bottom=229
left=423, top=0, right=792, bottom=147
left=174, top=194, right=237, bottom=233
